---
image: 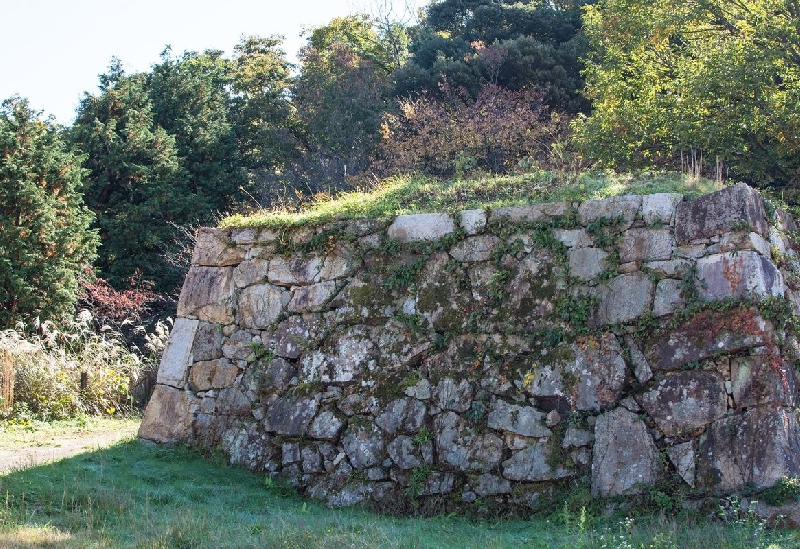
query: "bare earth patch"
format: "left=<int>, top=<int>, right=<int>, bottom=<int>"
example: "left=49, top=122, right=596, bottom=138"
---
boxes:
left=0, top=417, right=140, bottom=473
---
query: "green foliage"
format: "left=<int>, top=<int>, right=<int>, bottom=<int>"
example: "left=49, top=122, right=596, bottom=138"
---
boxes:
left=759, top=476, right=800, bottom=506
left=395, top=0, right=591, bottom=114
left=578, top=0, right=800, bottom=188
left=0, top=97, right=98, bottom=327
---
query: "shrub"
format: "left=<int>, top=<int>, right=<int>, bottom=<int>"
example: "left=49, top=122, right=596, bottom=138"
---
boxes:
left=0, top=311, right=167, bottom=421
left=380, top=84, right=572, bottom=177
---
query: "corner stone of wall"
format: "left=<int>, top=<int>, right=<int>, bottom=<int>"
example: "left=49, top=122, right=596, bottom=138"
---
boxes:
left=139, top=183, right=800, bottom=513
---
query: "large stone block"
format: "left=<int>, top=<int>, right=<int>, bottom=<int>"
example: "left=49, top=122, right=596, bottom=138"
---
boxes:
left=267, top=256, right=323, bottom=286
left=188, top=359, right=239, bottom=391
left=287, top=280, right=337, bottom=313
left=191, top=227, right=244, bottom=267
left=388, top=213, right=455, bottom=242
left=502, top=440, right=574, bottom=482
left=638, top=371, right=727, bottom=437
left=190, top=321, right=223, bottom=362
left=342, top=423, right=385, bottom=469
left=237, top=284, right=289, bottom=329
left=177, top=266, right=235, bottom=324
left=487, top=400, right=552, bottom=438
left=265, top=396, right=319, bottom=436
left=435, top=411, right=504, bottom=472
left=696, top=251, right=784, bottom=300
left=449, top=235, right=500, bottom=263
left=592, top=272, right=654, bottom=326
left=618, top=228, right=674, bottom=263
left=697, top=407, right=800, bottom=491
left=579, top=195, right=642, bottom=229
left=138, top=385, right=199, bottom=443
left=529, top=333, right=626, bottom=412
left=459, top=209, right=487, bottom=235
left=156, top=318, right=199, bottom=388
left=642, top=193, right=682, bottom=226
left=675, top=182, right=769, bottom=242
left=592, top=407, right=660, bottom=497
left=491, top=202, right=572, bottom=223
left=568, top=247, right=608, bottom=281
left=730, top=354, right=797, bottom=409
left=642, top=308, right=772, bottom=371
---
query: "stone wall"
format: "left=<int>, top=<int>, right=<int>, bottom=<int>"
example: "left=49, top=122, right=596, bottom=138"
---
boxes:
left=140, top=183, right=800, bottom=512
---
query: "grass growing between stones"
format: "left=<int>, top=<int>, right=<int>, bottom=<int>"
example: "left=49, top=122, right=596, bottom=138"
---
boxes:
left=1, top=423, right=799, bottom=548
left=221, top=171, right=724, bottom=229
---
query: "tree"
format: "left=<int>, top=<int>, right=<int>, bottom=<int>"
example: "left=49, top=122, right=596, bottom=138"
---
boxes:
left=0, top=97, right=98, bottom=327
left=290, top=17, right=393, bottom=189
left=394, top=0, right=590, bottom=113
left=577, top=0, right=800, bottom=187
left=71, top=64, right=187, bottom=292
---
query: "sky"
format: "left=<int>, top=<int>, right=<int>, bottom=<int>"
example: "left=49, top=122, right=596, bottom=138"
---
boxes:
left=0, top=0, right=421, bottom=125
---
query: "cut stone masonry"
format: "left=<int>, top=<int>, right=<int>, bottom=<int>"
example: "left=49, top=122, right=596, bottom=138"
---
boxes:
left=141, top=182, right=800, bottom=513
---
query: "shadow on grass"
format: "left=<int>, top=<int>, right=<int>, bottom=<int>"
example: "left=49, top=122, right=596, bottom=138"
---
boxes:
left=1, top=439, right=799, bottom=548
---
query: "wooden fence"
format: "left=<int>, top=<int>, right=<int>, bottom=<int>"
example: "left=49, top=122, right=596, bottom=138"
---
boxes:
left=1, top=349, right=13, bottom=415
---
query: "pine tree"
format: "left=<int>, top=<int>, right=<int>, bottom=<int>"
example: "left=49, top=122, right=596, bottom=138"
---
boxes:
left=0, top=97, right=98, bottom=327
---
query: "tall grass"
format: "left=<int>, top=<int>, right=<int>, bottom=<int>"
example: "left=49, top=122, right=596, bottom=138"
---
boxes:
left=0, top=312, right=168, bottom=421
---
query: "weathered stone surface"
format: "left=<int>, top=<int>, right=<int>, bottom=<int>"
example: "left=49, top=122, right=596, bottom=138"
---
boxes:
left=221, top=421, right=274, bottom=470
left=697, top=408, right=800, bottom=491
left=579, top=195, right=642, bottom=229
left=376, top=399, right=427, bottom=435
left=592, top=272, right=654, bottom=326
left=487, top=400, right=552, bottom=438
left=653, top=278, right=684, bottom=316
left=138, top=385, right=199, bottom=443
left=178, top=266, right=235, bottom=324
left=233, top=258, right=269, bottom=288
left=387, top=436, right=421, bottom=469
left=475, top=473, right=511, bottom=496
left=319, top=326, right=377, bottom=384
left=730, top=355, right=797, bottom=409
left=188, top=359, right=239, bottom=391
left=592, top=407, right=660, bottom=497
left=222, top=330, right=254, bottom=361
left=320, top=249, right=358, bottom=280
left=216, top=388, right=251, bottom=415
left=342, top=423, right=385, bottom=469
left=287, top=280, right=337, bottom=313
left=256, top=358, right=296, bottom=393
left=156, top=318, right=199, bottom=388
left=459, top=209, right=486, bottom=235
left=238, top=284, right=289, bottom=329
left=619, top=228, right=674, bottom=263
left=273, top=316, right=313, bottom=359
left=708, top=231, right=772, bottom=258
left=388, top=213, right=455, bottom=242
left=308, top=410, right=344, bottom=440
left=568, top=247, right=608, bottom=281
left=449, top=235, right=500, bottom=263
left=491, top=202, right=572, bottom=223
left=696, top=251, right=784, bottom=300
left=639, top=371, right=727, bottom=436
left=502, top=440, right=574, bottom=481
left=192, top=227, right=244, bottom=267
left=562, top=426, right=594, bottom=448
left=675, top=182, right=769, bottom=242
left=436, top=412, right=504, bottom=472
left=268, top=256, right=323, bottom=286
left=553, top=228, right=593, bottom=248
left=624, top=335, right=653, bottom=384
left=642, top=193, right=682, bottom=226
left=643, top=259, right=690, bottom=276
left=642, top=308, right=772, bottom=371
left=435, top=377, right=474, bottom=413
left=191, top=321, right=223, bottom=362
left=530, top=333, right=626, bottom=412
left=265, top=396, right=319, bottom=436
left=667, top=441, right=695, bottom=486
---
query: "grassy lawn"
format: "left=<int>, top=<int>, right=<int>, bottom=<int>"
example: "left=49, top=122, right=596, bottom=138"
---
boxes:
left=1, top=419, right=798, bottom=548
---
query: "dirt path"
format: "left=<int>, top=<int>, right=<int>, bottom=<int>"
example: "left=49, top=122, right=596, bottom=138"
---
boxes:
left=0, top=418, right=140, bottom=474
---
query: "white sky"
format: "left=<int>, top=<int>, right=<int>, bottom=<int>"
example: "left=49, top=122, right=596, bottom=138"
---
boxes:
left=0, top=0, right=422, bottom=125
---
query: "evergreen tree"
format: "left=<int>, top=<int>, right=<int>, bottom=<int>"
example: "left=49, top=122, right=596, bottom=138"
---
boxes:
left=0, top=97, right=98, bottom=327
left=72, top=64, right=186, bottom=291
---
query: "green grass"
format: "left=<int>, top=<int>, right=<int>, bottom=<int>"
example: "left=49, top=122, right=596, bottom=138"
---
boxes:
left=221, top=171, right=724, bottom=229
left=1, top=420, right=799, bottom=548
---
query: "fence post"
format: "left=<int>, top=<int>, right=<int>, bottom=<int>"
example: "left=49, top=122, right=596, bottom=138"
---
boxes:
left=1, top=349, right=13, bottom=415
